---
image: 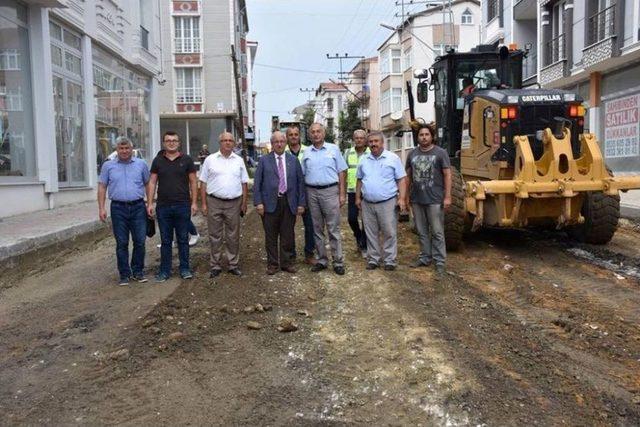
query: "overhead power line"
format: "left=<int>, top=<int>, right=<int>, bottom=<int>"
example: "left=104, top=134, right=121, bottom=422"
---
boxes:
left=254, top=63, right=341, bottom=74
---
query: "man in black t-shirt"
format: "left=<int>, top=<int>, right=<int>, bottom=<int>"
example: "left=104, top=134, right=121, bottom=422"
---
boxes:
left=405, top=123, right=451, bottom=274
left=147, top=131, right=198, bottom=282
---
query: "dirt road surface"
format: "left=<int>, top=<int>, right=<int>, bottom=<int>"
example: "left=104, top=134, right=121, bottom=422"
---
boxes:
left=1, top=211, right=640, bottom=425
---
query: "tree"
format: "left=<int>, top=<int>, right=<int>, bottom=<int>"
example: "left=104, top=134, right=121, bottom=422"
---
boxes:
left=338, top=99, right=363, bottom=151
left=302, top=107, right=316, bottom=127
left=325, top=126, right=336, bottom=144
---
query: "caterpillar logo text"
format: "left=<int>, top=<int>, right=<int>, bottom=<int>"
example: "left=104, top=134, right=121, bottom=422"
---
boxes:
left=520, top=94, right=562, bottom=102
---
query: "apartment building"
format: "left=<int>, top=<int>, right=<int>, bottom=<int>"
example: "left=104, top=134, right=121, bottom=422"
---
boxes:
left=313, top=82, right=348, bottom=140
left=536, top=0, right=640, bottom=175
left=483, top=0, right=539, bottom=84
left=158, top=0, right=254, bottom=159
left=378, top=0, right=480, bottom=163
left=0, top=0, right=162, bottom=217
left=346, top=57, right=380, bottom=132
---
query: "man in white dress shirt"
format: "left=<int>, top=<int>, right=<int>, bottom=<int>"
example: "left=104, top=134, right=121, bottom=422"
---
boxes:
left=199, top=131, right=249, bottom=278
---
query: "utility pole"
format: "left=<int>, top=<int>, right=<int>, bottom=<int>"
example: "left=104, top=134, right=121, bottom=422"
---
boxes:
left=230, top=45, right=246, bottom=160
left=326, top=53, right=364, bottom=83
left=299, top=87, right=316, bottom=101
left=394, top=1, right=445, bottom=23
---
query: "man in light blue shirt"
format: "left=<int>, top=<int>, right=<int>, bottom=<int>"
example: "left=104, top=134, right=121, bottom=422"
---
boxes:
left=301, top=123, right=348, bottom=275
left=355, top=131, right=407, bottom=270
left=98, top=137, right=151, bottom=285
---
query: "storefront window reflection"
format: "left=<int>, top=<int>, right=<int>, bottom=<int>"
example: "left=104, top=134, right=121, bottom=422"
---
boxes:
left=0, top=3, right=35, bottom=178
left=93, top=46, right=150, bottom=172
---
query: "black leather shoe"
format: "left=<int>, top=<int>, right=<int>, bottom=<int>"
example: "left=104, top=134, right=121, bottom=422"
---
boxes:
left=209, top=269, right=221, bottom=278
left=333, top=266, right=345, bottom=275
left=384, top=264, right=396, bottom=271
left=310, top=263, right=327, bottom=272
left=366, top=263, right=378, bottom=270
left=228, top=268, right=242, bottom=276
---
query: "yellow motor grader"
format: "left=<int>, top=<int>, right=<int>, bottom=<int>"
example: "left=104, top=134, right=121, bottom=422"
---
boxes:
left=414, top=44, right=640, bottom=250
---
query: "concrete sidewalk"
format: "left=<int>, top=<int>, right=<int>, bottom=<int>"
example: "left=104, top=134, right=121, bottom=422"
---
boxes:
left=620, top=189, right=640, bottom=219
left=0, top=200, right=106, bottom=265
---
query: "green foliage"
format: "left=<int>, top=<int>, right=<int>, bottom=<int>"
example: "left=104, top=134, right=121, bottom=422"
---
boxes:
left=302, top=107, right=316, bottom=127
left=325, top=126, right=336, bottom=143
left=338, top=99, right=363, bottom=151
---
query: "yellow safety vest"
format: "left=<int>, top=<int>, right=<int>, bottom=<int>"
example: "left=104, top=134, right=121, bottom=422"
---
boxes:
left=285, top=144, right=306, bottom=164
left=345, top=147, right=369, bottom=192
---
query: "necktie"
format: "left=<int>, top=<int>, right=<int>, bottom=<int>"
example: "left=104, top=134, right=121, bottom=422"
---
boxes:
left=277, top=155, right=287, bottom=194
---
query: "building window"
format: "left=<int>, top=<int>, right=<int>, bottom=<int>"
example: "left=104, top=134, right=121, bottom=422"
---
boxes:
left=391, top=49, right=402, bottom=74
left=175, top=68, right=202, bottom=103
left=0, top=49, right=20, bottom=70
left=174, top=16, right=201, bottom=53
left=326, top=118, right=334, bottom=131
left=326, top=97, right=334, bottom=112
left=433, top=44, right=458, bottom=57
left=403, top=132, right=413, bottom=148
left=381, top=89, right=390, bottom=116
left=587, top=1, right=616, bottom=45
left=380, top=50, right=390, bottom=79
left=403, top=47, right=412, bottom=70
left=487, top=0, right=499, bottom=22
left=392, top=87, right=402, bottom=112
left=51, top=21, right=86, bottom=185
left=461, top=8, right=473, bottom=24
left=93, top=46, right=151, bottom=172
left=0, top=3, right=35, bottom=179
left=139, top=0, right=151, bottom=50
left=388, top=135, right=402, bottom=151
left=545, top=1, right=566, bottom=65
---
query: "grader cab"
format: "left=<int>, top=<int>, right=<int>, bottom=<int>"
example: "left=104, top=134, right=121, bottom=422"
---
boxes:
left=417, top=44, right=640, bottom=249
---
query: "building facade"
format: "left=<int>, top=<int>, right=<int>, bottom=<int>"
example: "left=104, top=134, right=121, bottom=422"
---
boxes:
left=313, top=82, right=348, bottom=140
left=482, top=0, right=539, bottom=84
left=346, top=57, right=380, bottom=132
left=378, top=0, right=481, bottom=163
left=158, top=0, right=253, bottom=159
left=537, top=0, right=640, bottom=175
left=0, top=0, right=162, bottom=218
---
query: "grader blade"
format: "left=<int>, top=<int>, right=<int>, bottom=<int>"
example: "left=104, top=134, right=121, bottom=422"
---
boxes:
left=465, top=129, right=640, bottom=230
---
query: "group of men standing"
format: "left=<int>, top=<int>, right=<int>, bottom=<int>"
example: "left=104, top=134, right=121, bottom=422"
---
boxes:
left=253, top=122, right=452, bottom=276
left=97, top=121, right=451, bottom=285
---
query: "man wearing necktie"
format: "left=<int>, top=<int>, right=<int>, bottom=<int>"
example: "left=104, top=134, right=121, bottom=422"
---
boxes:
left=254, top=131, right=306, bottom=275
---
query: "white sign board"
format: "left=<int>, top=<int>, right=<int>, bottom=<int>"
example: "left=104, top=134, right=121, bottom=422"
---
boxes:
left=604, top=94, right=640, bottom=158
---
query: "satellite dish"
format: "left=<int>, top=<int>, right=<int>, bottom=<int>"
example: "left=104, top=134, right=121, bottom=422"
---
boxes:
left=390, top=111, right=403, bottom=121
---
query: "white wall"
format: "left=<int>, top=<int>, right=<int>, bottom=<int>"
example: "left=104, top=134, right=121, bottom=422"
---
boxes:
left=0, top=1, right=162, bottom=218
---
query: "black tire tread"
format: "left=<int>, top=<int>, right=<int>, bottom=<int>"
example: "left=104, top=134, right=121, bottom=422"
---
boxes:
left=445, top=167, right=466, bottom=251
left=568, top=192, right=620, bottom=244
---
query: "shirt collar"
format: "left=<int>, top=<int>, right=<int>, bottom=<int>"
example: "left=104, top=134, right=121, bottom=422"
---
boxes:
left=162, top=150, right=183, bottom=160
left=117, top=156, right=135, bottom=164
left=215, top=151, right=237, bottom=159
left=310, top=142, right=327, bottom=151
left=367, top=149, right=387, bottom=160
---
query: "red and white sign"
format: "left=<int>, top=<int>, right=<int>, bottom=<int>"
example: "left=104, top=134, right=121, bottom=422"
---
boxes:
left=604, top=93, right=640, bottom=158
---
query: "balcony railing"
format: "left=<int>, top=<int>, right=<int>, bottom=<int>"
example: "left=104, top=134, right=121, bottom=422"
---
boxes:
left=587, top=4, right=616, bottom=46
left=544, top=33, right=565, bottom=66
left=174, top=37, right=201, bottom=53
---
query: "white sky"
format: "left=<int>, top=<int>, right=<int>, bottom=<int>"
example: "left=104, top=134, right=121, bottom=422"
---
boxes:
left=246, top=0, right=428, bottom=141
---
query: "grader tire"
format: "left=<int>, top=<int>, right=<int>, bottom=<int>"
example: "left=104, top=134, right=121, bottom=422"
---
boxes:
left=445, top=167, right=465, bottom=251
left=569, top=192, right=620, bottom=244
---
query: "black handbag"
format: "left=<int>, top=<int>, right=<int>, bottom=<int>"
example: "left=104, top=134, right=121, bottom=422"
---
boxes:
left=146, top=216, right=156, bottom=238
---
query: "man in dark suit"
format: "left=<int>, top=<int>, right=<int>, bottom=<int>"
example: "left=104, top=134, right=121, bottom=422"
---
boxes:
left=254, top=131, right=306, bottom=275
